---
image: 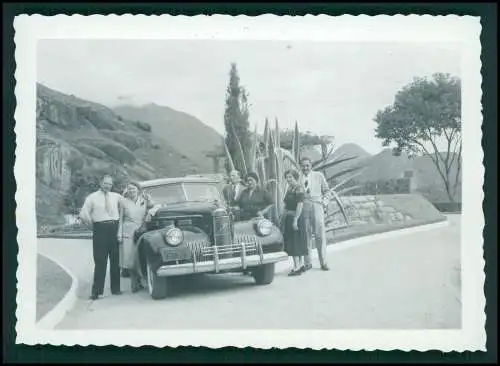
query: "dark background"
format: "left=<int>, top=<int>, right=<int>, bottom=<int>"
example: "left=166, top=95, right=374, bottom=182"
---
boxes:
left=3, top=2, right=497, bottom=364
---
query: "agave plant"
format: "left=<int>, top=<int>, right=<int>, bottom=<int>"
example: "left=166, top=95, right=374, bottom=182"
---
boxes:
left=223, top=116, right=362, bottom=229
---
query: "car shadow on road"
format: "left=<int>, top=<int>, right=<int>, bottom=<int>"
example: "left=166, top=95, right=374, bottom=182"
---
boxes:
left=156, top=269, right=295, bottom=300
left=163, top=273, right=260, bottom=298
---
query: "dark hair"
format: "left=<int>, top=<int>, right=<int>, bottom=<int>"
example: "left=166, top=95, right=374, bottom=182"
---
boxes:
left=101, top=174, right=113, bottom=182
left=245, top=172, right=260, bottom=184
left=127, top=181, right=142, bottom=190
left=284, top=169, right=300, bottom=180
left=299, top=156, right=312, bottom=165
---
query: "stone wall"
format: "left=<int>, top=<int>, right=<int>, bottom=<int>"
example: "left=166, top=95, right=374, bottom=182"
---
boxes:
left=326, top=193, right=444, bottom=232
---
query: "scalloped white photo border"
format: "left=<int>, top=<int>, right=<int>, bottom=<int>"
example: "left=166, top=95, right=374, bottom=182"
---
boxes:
left=13, top=14, right=485, bottom=351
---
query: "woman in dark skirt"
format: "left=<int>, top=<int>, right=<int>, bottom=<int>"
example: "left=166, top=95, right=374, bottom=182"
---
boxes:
left=282, top=169, right=308, bottom=276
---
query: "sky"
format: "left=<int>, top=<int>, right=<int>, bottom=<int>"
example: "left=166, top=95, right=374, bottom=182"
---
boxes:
left=37, top=40, right=461, bottom=154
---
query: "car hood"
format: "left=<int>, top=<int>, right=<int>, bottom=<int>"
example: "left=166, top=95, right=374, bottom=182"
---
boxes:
left=153, top=201, right=221, bottom=218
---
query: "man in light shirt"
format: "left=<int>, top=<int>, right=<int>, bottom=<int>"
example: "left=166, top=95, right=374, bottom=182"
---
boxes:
left=79, top=174, right=124, bottom=300
left=299, top=157, right=330, bottom=271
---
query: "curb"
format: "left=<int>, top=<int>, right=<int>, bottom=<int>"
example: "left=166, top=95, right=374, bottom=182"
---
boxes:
left=275, top=218, right=450, bottom=273
left=37, top=252, right=78, bottom=330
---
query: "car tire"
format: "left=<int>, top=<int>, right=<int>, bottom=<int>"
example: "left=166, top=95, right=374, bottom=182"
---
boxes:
left=252, top=263, right=275, bottom=285
left=146, top=260, right=169, bottom=300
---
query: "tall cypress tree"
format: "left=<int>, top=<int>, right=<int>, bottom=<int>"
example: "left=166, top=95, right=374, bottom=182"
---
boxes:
left=223, top=63, right=251, bottom=175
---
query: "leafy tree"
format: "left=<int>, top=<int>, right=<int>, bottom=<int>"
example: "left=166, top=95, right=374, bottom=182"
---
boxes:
left=374, top=73, right=462, bottom=202
left=279, top=129, right=325, bottom=150
left=223, top=63, right=252, bottom=175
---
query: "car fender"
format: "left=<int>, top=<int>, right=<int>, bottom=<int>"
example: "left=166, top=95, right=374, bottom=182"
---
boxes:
left=136, top=226, right=212, bottom=268
left=233, top=219, right=284, bottom=247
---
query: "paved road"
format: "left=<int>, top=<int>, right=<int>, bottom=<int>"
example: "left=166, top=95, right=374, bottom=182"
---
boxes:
left=37, top=215, right=461, bottom=329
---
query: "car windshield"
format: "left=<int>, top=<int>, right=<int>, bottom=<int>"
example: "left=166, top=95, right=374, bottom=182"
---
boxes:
left=145, top=182, right=222, bottom=204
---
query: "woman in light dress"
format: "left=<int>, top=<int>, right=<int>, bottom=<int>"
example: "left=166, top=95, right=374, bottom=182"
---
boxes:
left=117, top=181, right=157, bottom=293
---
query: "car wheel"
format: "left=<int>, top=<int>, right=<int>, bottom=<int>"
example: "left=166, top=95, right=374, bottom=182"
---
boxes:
left=252, top=263, right=275, bottom=285
left=146, top=260, right=169, bottom=300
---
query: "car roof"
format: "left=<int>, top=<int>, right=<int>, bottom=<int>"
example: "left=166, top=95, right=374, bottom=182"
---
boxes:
left=139, top=176, right=221, bottom=188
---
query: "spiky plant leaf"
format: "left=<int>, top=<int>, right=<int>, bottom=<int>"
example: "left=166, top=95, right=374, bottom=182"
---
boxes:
left=326, top=166, right=363, bottom=183
left=248, top=124, right=259, bottom=173
left=331, top=171, right=364, bottom=192
left=337, top=185, right=363, bottom=196
left=329, top=190, right=350, bottom=226
left=263, top=118, right=270, bottom=157
left=293, top=121, right=300, bottom=162
left=223, top=138, right=235, bottom=172
left=227, top=117, right=248, bottom=176
left=313, top=155, right=359, bottom=172
left=256, top=155, right=267, bottom=185
left=279, top=148, right=302, bottom=177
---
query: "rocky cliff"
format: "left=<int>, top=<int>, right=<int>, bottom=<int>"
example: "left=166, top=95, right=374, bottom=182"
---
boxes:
left=36, top=84, right=206, bottom=227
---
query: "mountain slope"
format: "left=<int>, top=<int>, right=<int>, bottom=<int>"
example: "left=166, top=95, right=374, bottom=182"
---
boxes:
left=355, top=148, right=413, bottom=182
left=351, top=148, right=461, bottom=202
left=113, top=104, right=222, bottom=172
left=330, top=143, right=371, bottom=161
left=322, top=143, right=372, bottom=181
left=36, top=84, right=201, bottom=227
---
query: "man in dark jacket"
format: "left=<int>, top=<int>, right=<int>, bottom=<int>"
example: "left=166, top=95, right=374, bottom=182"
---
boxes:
left=222, top=170, right=245, bottom=206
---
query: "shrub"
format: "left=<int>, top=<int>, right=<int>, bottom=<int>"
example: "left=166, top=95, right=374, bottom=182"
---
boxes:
left=66, top=151, right=85, bottom=172
left=135, top=120, right=152, bottom=132
left=62, top=163, right=131, bottom=214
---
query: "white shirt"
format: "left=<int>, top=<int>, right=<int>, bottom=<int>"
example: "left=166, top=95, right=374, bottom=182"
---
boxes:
left=301, top=171, right=329, bottom=200
left=234, top=183, right=244, bottom=201
left=79, top=190, right=124, bottom=224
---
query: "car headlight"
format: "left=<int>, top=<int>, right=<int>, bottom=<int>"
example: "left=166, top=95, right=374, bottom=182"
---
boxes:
left=256, top=219, right=273, bottom=236
left=164, top=227, right=183, bottom=246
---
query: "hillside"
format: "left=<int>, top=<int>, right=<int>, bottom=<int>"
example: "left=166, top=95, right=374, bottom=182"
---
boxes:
left=113, top=104, right=222, bottom=172
left=320, top=143, right=461, bottom=202
left=355, top=149, right=413, bottom=182
left=349, top=148, right=461, bottom=202
left=330, top=143, right=372, bottom=161
left=323, top=143, right=372, bottom=181
left=36, top=84, right=202, bottom=227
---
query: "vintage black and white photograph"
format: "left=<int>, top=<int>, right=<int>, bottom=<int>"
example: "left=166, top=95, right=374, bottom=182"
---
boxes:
left=14, top=15, right=484, bottom=350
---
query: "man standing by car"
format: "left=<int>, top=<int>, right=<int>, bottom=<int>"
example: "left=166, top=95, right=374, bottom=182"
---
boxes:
left=223, top=170, right=245, bottom=206
left=299, top=157, right=330, bottom=271
left=79, top=174, right=124, bottom=300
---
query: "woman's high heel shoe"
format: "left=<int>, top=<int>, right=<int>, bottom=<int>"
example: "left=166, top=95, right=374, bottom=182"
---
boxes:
left=288, top=268, right=302, bottom=276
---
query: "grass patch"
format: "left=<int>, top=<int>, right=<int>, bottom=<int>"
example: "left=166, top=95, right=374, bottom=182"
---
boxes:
left=36, top=255, right=73, bottom=322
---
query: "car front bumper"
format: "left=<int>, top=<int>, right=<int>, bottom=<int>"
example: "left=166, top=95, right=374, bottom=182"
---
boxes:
left=156, top=251, right=289, bottom=277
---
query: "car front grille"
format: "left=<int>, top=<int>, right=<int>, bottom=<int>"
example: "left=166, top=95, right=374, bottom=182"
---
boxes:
left=213, top=214, right=232, bottom=247
left=197, top=241, right=261, bottom=263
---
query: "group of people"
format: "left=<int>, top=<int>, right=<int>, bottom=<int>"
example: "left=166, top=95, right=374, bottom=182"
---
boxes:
left=79, top=156, right=330, bottom=300
left=223, top=156, right=330, bottom=276
left=78, top=175, right=159, bottom=300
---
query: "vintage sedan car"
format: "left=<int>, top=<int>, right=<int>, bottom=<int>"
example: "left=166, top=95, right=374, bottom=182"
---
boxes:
left=135, top=176, right=288, bottom=299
